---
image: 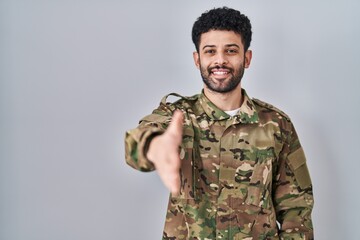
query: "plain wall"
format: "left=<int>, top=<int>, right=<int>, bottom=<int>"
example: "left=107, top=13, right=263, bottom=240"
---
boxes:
left=1, top=0, right=359, bottom=239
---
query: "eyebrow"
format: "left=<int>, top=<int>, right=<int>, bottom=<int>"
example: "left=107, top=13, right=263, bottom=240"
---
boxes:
left=225, top=44, right=240, bottom=48
left=202, top=44, right=240, bottom=50
left=202, top=45, right=216, bottom=50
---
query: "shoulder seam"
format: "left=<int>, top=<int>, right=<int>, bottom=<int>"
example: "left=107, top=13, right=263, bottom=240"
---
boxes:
left=252, top=98, right=291, bottom=121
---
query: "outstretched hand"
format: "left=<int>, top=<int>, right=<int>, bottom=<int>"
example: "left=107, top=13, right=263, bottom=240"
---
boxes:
left=147, top=110, right=184, bottom=196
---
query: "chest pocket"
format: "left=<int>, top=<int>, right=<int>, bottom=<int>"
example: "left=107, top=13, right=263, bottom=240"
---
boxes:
left=245, top=148, right=274, bottom=208
left=220, top=146, right=275, bottom=209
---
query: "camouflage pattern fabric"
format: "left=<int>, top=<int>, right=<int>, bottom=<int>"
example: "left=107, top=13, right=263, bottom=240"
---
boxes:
left=125, top=89, right=314, bottom=240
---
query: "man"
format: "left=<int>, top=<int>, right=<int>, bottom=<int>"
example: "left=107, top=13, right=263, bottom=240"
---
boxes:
left=125, top=7, right=314, bottom=240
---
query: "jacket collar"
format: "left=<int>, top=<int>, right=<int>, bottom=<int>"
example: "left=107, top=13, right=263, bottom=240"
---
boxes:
left=199, top=88, right=259, bottom=124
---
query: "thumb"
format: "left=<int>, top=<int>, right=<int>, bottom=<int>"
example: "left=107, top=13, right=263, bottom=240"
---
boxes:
left=166, top=110, right=184, bottom=141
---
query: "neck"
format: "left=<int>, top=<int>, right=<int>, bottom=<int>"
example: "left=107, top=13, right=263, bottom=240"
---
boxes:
left=203, top=85, right=243, bottom=111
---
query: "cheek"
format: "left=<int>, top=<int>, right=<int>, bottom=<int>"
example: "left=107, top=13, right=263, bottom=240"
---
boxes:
left=234, top=60, right=245, bottom=70
left=200, top=65, right=208, bottom=75
left=201, top=62, right=212, bottom=72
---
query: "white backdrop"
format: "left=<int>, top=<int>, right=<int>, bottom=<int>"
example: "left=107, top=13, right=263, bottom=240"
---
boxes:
left=1, top=1, right=359, bottom=239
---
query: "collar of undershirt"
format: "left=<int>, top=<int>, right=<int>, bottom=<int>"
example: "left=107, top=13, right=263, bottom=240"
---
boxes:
left=224, top=108, right=241, bottom=117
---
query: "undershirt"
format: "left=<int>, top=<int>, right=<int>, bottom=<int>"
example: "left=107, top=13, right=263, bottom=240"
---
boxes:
left=224, top=108, right=241, bottom=117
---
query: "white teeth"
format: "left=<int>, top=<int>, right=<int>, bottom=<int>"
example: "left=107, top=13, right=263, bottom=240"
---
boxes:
left=213, top=71, right=228, bottom=75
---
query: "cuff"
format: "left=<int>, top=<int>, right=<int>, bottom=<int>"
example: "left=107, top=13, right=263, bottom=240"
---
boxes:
left=137, top=129, right=164, bottom=171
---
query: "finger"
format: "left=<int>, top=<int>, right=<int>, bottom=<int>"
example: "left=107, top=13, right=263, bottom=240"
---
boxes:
left=158, top=163, right=181, bottom=196
left=158, top=171, right=177, bottom=193
left=167, top=110, right=184, bottom=142
left=169, top=173, right=181, bottom=197
left=167, top=152, right=181, bottom=169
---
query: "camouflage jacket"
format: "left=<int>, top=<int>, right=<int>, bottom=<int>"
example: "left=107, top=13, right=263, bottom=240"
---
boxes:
left=125, top=89, right=314, bottom=240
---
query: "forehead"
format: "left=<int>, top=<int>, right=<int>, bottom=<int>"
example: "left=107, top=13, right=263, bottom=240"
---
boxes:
left=199, top=30, right=244, bottom=48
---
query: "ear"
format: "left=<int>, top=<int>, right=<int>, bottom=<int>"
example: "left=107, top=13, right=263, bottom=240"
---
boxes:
left=193, top=51, right=200, bottom=69
left=244, top=50, right=252, bottom=68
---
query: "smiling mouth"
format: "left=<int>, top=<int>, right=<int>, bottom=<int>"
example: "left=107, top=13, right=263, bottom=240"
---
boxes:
left=210, top=68, right=230, bottom=78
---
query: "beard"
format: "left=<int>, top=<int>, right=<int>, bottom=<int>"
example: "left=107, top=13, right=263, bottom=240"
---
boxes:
left=199, top=62, right=245, bottom=93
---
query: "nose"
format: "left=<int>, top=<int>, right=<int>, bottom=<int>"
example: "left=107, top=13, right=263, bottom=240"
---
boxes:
left=214, top=52, right=228, bottom=65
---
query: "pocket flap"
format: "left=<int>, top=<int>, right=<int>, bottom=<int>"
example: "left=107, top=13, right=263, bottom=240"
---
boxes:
left=288, top=147, right=306, bottom=169
left=288, top=147, right=312, bottom=189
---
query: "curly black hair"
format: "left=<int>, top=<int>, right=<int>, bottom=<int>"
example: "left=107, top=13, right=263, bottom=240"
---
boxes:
left=192, top=7, right=252, bottom=52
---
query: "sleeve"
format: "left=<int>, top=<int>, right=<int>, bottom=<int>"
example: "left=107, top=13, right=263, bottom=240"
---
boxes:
left=273, top=121, right=314, bottom=240
left=124, top=104, right=174, bottom=172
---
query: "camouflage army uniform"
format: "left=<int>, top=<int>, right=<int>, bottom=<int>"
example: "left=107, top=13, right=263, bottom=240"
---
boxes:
left=125, top=89, right=314, bottom=240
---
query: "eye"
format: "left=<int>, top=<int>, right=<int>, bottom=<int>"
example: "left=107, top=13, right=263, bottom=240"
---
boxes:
left=204, top=49, right=215, bottom=54
left=227, top=49, right=238, bottom=54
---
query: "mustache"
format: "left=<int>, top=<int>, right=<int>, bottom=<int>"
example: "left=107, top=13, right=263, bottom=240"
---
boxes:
left=208, top=65, right=233, bottom=72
